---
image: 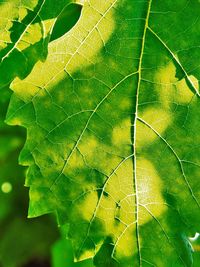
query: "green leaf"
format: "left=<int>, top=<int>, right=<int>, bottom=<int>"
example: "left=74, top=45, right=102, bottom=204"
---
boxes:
left=50, top=3, right=82, bottom=42
left=0, top=90, right=59, bottom=267
left=51, top=224, right=94, bottom=267
left=190, top=234, right=200, bottom=267
left=0, top=0, right=81, bottom=89
left=5, top=0, right=200, bottom=266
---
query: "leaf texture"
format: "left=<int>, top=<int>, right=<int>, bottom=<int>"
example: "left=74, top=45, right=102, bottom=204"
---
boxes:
left=0, top=0, right=79, bottom=89
left=0, top=90, right=59, bottom=267
left=5, top=0, right=200, bottom=266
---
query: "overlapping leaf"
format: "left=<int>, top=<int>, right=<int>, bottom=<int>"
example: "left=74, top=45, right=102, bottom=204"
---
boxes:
left=4, top=0, right=200, bottom=266
left=0, top=0, right=81, bottom=89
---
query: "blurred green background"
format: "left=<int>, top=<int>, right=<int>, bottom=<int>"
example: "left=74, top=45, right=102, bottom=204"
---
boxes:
left=0, top=89, right=93, bottom=267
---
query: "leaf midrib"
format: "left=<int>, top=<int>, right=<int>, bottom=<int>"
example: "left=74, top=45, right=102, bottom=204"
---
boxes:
left=132, top=0, right=152, bottom=265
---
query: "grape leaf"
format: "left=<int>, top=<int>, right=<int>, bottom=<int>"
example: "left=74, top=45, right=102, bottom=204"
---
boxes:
left=0, top=0, right=81, bottom=89
left=51, top=224, right=94, bottom=267
left=5, top=0, right=200, bottom=266
left=190, top=235, right=200, bottom=267
left=0, top=91, right=59, bottom=267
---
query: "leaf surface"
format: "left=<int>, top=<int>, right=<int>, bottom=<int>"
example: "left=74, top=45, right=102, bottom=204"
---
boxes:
left=5, top=0, right=200, bottom=266
left=51, top=224, right=94, bottom=267
left=0, top=90, right=59, bottom=267
left=0, top=0, right=81, bottom=88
